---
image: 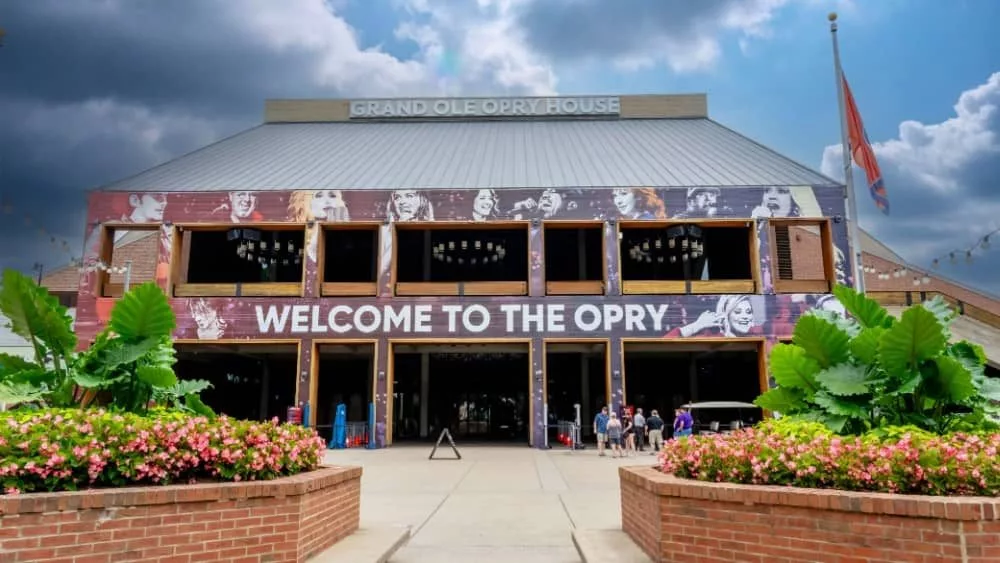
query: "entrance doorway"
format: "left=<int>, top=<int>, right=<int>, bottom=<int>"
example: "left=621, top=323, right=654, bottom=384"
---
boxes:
left=543, top=340, right=608, bottom=443
left=173, top=343, right=298, bottom=421
left=391, top=342, right=531, bottom=444
left=623, top=341, right=764, bottom=435
left=314, top=342, right=376, bottom=444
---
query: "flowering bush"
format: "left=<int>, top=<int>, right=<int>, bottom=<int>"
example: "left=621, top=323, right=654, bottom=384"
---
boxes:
left=0, top=408, right=326, bottom=495
left=659, top=420, right=1000, bottom=496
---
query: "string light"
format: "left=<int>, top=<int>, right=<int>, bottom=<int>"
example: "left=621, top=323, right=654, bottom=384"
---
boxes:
left=863, top=227, right=999, bottom=287
left=78, top=261, right=131, bottom=275
left=0, top=196, right=82, bottom=270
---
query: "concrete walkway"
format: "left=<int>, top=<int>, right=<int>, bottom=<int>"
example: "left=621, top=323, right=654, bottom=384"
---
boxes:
left=323, top=445, right=651, bottom=562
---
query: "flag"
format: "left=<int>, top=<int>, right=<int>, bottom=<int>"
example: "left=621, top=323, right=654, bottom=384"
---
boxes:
left=842, top=75, right=889, bottom=215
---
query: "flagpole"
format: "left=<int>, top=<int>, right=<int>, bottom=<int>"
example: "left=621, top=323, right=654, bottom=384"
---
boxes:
left=829, top=12, right=866, bottom=294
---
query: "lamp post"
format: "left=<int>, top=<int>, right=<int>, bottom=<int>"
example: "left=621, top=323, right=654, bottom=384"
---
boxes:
left=32, top=262, right=44, bottom=285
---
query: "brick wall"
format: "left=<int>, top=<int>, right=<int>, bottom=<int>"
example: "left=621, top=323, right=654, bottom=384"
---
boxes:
left=621, top=466, right=1000, bottom=563
left=0, top=465, right=361, bottom=563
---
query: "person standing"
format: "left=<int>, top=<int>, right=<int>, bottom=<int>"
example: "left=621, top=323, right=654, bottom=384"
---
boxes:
left=673, top=407, right=693, bottom=438
left=646, top=410, right=664, bottom=454
left=633, top=408, right=646, bottom=452
left=606, top=412, right=624, bottom=458
left=593, top=406, right=609, bottom=457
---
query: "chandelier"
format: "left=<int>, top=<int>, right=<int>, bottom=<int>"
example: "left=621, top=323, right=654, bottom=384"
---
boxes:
left=432, top=237, right=506, bottom=266
left=228, top=228, right=302, bottom=270
left=628, top=225, right=704, bottom=264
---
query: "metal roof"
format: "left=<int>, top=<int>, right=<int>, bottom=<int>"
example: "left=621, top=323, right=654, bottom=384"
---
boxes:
left=102, top=118, right=837, bottom=192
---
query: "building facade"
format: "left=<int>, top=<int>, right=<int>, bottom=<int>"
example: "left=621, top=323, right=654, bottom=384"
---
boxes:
left=74, top=94, right=853, bottom=447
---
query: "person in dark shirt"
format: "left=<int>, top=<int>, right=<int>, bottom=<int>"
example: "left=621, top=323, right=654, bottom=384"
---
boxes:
left=645, top=410, right=665, bottom=454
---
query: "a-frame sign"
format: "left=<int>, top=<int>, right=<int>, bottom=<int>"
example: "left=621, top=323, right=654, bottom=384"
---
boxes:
left=428, top=428, right=462, bottom=460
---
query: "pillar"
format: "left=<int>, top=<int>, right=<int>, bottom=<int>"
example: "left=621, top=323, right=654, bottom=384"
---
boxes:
left=374, top=338, right=390, bottom=447
left=529, top=220, right=544, bottom=297
left=304, top=223, right=320, bottom=298
left=604, top=221, right=621, bottom=297
left=580, top=354, right=590, bottom=437
left=419, top=352, right=430, bottom=438
left=296, top=339, right=314, bottom=414
left=156, top=223, right=173, bottom=293
left=609, top=338, right=624, bottom=415
left=423, top=230, right=432, bottom=282
left=378, top=223, right=393, bottom=297
left=531, top=337, right=546, bottom=448
left=756, top=218, right=774, bottom=295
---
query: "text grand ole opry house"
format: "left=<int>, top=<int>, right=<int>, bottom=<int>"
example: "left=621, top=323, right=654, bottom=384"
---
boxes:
left=75, top=94, right=855, bottom=448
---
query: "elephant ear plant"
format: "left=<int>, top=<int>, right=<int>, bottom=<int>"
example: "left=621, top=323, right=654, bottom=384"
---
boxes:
left=755, top=284, right=1000, bottom=435
left=0, top=268, right=213, bottom=416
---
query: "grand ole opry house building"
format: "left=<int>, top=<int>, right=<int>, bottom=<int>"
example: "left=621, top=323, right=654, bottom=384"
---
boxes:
left=35, top=94, right=996, bottom=448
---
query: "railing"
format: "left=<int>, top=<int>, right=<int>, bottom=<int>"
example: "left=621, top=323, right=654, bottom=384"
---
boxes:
left=867, top=291, right=1000, bottom=331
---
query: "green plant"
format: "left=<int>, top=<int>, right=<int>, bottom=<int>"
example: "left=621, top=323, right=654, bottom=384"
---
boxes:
left=1, top=408, right=325, bottom=494
left=0, top=269, right=78, bottom=406
left=0, top=268, right=212, bottom=415
left=72, top=283, right=213, bottom=416
left=658, top=423, right=1000, bottom=496
left=755, top=285, right=1000, bottom=435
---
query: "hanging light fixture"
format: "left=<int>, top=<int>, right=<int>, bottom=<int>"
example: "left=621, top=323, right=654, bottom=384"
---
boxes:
left=628, top=225, right=703, bottom=264
left=433, top=236, right=507, bottom=266
left=228, top=228, right=300, bottom=270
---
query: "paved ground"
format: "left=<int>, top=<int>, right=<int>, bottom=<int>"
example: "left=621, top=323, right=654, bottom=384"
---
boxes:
left=323, top=444, right=652, bottom=562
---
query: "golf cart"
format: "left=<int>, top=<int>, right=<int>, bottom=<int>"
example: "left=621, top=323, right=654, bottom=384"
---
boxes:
left=680, top=401, right=761, bottom=435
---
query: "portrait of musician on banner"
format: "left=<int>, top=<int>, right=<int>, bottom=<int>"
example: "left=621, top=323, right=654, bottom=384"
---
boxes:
left=750, top=186, right=822, bottom=219
left=388, top=189, right=435, bottom=222
left=611, top=187, right=667, bottom=219
left=123, top=193, right=167, bottom=223
left=509, top=188, right=579, bottom=219
left=672, top=187, right=733, bottom=218
left=187, top=299, right=228, bottom=340
left=214, top=191, right=263, bottom=223
left=470, top=189, right=502, bottom=221
left=665, top=295, right=766, bottom=338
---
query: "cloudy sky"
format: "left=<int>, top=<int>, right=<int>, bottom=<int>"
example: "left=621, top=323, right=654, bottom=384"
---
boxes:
left=1, top=0, right=999, bottom=293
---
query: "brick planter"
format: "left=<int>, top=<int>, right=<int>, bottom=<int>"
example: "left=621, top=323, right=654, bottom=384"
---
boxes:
left=621, top=466, right=1000, bottom=563
left=0, top=465, right=361, bottom=563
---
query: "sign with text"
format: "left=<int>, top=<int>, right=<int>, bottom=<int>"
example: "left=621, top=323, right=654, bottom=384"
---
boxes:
left=349, top=97, right=621, bottom=119
left=256, top=302, right=670, bottom=336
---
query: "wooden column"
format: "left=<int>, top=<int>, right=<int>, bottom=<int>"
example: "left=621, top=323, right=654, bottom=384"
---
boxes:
left=530, top=336, right=546, bottom=448
left=609, top=338, right=624, bottom=415
left=604, top=221, right=621, bottom=297
left=304, top=223, right=320, bottom=299
left=756, top=218, right=774, bottom=294
left=528, top=220, right=544, bottom=297
left=374, top=337, right=390, bottom=447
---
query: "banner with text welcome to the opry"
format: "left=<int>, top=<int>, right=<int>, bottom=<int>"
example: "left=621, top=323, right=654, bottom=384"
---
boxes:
left=170, top=294, right=836, bottom=340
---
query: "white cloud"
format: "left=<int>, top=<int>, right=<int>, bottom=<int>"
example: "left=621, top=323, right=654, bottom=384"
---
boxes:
left=821, top=72, right=1000, bottom=271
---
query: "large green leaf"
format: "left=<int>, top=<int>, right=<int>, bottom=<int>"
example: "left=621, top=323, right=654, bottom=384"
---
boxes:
left=754, top=387, right=807, bottom=413
left=175, top=379, right=212, bottom=396
left=814, top=391, right=868, bottom=418
left=793, top=314, right=851, bottom=368
left=136, top=365, right=178, bottom=388
left=921, top=296, right=956, bottom=329
left=768, top=344, right=820, bottom=392
left=979, top=378, right=1000, bottom=402
left=947, top=341, right=986, bottom=380
left=821, top=414, right=850, bottom=433
left=833, top=284, right=894, bottom=329
left=923, top=356, right=976, bottom=403
left=0, top=353, right=36, bottom=375
left=815, top=363, right=870, bottom=396
left=0, top=381, right=46, bottom=405
left=98, top=337, right=160, bottom=369
left=70, top=371, right=111, bottom=388
left=184, top=394, right=216, bottom=418
left=850, top=327, right=884, bottom=365
left=109, top=282, right=176, bottom=341
left=0, top=269, right=77, bottom=359
left=808, top=308, right=860, bottom=337
left=879, top=305, right=947, bottom=376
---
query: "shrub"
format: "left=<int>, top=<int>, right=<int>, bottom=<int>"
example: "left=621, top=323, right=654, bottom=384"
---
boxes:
left=0, top=409, right=326, bottom=495
left=755, top=285, right=1000, bottom=435
left=659, top=419, right=1000, bottom=496
left=0, top=269, right=212, bottom=416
